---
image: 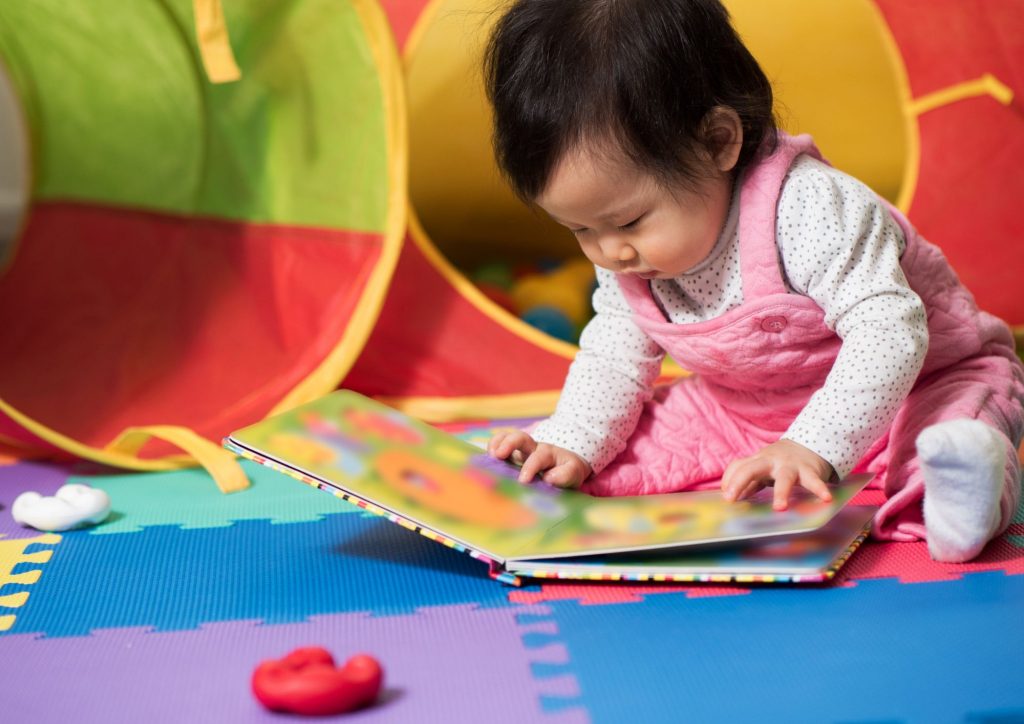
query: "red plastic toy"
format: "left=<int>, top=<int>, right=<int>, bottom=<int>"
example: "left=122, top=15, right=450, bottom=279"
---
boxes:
left=252, top=647, right=383, bottom=716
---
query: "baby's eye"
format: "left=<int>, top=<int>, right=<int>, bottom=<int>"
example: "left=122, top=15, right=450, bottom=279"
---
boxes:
left=618, top=215, right=644, bottom=231
left=570, top=227, right=589, bottom=237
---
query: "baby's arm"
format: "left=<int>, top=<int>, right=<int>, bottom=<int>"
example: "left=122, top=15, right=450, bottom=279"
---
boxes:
left=488, top=268, right=664, bottom=482
left=723, top=158, right=928, bottom=507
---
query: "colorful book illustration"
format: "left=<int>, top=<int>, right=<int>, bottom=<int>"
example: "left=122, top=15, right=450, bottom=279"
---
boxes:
left=224, top=390, right=876, bottom=585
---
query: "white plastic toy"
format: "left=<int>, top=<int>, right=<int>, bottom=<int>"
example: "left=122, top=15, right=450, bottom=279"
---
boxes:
left=11, top=483, right=111, bottom=532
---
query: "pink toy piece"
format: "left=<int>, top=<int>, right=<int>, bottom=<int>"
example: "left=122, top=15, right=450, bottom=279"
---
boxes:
left=251, top=647, right=384, bottom=716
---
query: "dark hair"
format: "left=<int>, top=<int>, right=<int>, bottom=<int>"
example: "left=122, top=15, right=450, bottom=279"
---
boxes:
left=483, top=0, right=778, bottom=200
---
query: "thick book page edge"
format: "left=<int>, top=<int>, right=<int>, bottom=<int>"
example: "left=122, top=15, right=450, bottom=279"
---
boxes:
left=508, top=474, right=872, bottom=561
left=505, top=514, right=874, bottom=585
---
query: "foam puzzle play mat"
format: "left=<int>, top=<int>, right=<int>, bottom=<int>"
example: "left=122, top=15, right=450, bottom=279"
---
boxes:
left=1, top=0, right=1023, bottom=721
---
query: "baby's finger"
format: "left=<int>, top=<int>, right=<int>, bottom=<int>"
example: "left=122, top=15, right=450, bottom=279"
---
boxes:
left=798, top=468, right=833, bottom=503
left=771, top=469, right=798, bottom=511
left=733, top=475, right=771, bottom=502
left=493, top=431, right=536, bottom=460
left=722, top=459, right=769, bottom=501
left=487, top=432, right=510, bottom=457
left=518, top=447, right=554, bottom=484
left=727, top=472, right=775, bottom=503
left=720, top=459, right=748, bottom=500
left=720, top=460, right=739, bottom=497
left=541, top=464, right=580, bottom=489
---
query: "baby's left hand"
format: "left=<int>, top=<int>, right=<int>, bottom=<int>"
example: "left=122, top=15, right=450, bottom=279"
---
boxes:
left=721, top=439, right=834, bottom=511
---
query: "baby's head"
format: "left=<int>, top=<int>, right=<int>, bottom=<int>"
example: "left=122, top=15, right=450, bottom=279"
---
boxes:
left=484, top=0, right=778, bottom=277
left=484, top=0, right=776, bottom=199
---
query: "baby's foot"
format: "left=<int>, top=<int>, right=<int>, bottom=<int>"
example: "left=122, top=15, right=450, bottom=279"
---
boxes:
left=918, top=418, right=1006, bottom=562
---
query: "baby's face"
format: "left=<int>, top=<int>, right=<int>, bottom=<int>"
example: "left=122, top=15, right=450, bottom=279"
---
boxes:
left=535, top=145, right=733, bottom=280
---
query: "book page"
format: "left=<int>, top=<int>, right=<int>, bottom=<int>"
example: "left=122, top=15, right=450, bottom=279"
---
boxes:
left=512, top=476, right=868, bottom=560
left=229, top=391, right=589, bottom=561
left=229, top=390, right=870, bottom=562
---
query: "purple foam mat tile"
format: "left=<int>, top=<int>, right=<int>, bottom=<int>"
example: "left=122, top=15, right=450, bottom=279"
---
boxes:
left=0, top=603, right=589, bottom=723
left=0, top=462, right=76, bottom=538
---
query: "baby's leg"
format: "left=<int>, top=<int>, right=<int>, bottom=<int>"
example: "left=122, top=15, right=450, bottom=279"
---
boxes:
left=584, top=377, right=779, bottom=496
left=869, top=348, right=1023, bottom=551
left=917, top=418, right=1018, bottom=562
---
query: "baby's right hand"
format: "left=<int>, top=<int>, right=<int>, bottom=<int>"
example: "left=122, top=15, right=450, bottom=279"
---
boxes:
left=487, top=431, right=592, bottom=488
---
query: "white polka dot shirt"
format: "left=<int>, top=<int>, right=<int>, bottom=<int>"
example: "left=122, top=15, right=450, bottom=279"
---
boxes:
left=531, top=155, right=929, bottom=479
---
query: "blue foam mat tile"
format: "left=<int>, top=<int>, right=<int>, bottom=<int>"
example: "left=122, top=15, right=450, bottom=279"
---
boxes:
left=530, top=572, right=1024, bottom=724
left=1, top=512, right=517, bottom=637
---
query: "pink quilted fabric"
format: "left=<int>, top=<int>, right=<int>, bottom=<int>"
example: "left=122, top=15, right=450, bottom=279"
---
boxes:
left=584, top=134, right=1024, bottom=543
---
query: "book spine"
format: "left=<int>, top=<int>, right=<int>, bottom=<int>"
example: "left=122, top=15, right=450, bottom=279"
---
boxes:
left=520, top=570, right=826, bottom=584
left=486, top=560, right=523, bottom=587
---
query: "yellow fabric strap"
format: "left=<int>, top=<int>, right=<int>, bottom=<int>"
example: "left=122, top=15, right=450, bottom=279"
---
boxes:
left=909, top=73, right=1013, bottom=116
left=104, top=425, right=250, bottom=493
left=192, top=0, right=242, bottom=83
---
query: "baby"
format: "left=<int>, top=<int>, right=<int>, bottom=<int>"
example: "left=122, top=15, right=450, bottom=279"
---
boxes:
left=483, top=0, right=1024, bottom=562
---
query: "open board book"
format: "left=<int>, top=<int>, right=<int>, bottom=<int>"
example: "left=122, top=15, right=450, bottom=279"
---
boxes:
left=224, top=390, right=876, bottom=586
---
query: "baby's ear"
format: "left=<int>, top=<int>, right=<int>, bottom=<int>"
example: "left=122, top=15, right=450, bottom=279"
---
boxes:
left=701, top=106, right=743, bottom=173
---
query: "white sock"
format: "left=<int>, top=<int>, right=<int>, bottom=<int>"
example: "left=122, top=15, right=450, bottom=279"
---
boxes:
left=917, top=418, right=1006, bottom=562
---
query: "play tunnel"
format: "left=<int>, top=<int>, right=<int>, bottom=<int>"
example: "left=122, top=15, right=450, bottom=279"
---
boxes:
left=0, top=0, right=411, bottom=490
left=375, top=0, right=1024, bottom=402
left=0, top=0, right=1021, bottom=490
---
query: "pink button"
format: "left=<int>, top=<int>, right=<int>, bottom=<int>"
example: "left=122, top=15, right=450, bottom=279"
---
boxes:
left=760, top=315, right=788, bottom=333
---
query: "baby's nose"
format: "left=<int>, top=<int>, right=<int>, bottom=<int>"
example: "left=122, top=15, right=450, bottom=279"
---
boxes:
left=598, top=235, right=637, bottom=264
left=616, top=244, right=637, bottom=262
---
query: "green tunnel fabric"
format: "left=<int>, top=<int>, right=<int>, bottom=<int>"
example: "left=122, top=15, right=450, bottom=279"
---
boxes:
left=0, top=0, right=389, bottom=230
left=0, top=0, right=403, bottom=480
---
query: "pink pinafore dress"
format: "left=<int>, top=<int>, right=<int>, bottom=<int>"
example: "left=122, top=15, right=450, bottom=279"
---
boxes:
left=584, top=134, right=1024, bottom=542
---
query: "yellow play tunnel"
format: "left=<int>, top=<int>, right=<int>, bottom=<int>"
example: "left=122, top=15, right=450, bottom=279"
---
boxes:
left=395, top=0, right=1021, bottom=329
left=404, top=0, right=907, bottom=270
